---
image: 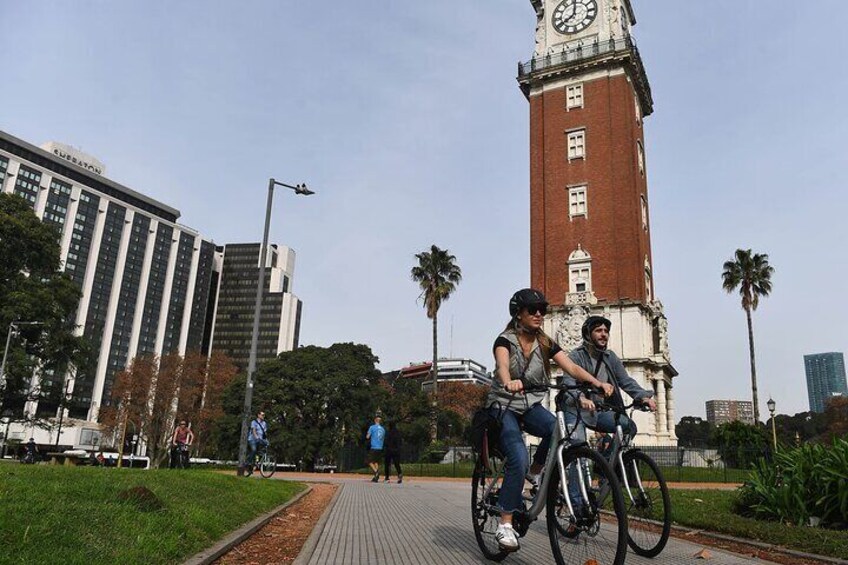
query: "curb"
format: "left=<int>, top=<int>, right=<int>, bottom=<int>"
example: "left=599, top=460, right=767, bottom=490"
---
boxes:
left=182, top=484, right=313, bottom=565
left=291, top=483, right=345, bottom=565
left=668, top=522, right=848, bottom=565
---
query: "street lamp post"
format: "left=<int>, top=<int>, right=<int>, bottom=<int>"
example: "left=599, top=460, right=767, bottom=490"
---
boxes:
left=1, top=321, right=44, bottom=393
left=767, top=397, right=777, bottom=451
left=237, top=178, right=314, bottom=475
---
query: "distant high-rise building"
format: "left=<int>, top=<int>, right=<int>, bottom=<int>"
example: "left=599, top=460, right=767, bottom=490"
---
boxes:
left=804, top=352, right=847, bottom=413
left=705, top=400, right=754, bottom=426
left=208, top=243, right=301, bottom=370
left=1, top=129, right=216, bottom=446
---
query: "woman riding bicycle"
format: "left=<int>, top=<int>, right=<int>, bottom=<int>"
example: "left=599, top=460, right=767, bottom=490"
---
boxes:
left=487, top=288, right=614, bottom=551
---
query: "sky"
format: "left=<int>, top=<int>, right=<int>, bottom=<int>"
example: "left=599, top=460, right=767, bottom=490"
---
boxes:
left=2, top=1, right=847, bottom=421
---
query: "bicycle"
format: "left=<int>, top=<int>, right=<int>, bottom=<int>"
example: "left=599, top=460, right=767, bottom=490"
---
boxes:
left=247, top=443, right=276, bottom=478
left=594, top=399, right=671, bottom=558
left=172, top=442, right=191, bottom=469
left=471, top=383, right=628, bottom=565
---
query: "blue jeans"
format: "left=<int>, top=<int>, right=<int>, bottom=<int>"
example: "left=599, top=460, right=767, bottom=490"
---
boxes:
left=248, top=438, right=268, bottom=466
left=490, top=403, right=556, bottom=513
left=564, top=408, right=637, bottom=509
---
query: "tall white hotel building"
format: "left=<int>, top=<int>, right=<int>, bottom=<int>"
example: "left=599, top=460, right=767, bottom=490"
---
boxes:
left=0, top=129, right=300, bottom=449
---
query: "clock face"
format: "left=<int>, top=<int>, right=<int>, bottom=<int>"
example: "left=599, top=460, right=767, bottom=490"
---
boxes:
left=552, top=0, right=598, bottom=35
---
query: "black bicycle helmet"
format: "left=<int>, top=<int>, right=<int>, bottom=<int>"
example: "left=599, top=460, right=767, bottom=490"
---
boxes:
left=509, top=288, right=548, bottom=317
left=581, top=315, right=612, bottom=341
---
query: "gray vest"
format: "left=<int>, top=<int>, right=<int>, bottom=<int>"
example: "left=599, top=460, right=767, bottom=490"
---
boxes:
left=486, top=330, right=549, bottom=415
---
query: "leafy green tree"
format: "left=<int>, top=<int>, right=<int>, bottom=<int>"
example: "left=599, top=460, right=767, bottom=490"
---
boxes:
left=713, top=420, right=767, bottom=469
left=772, top=410, right=828, bottom=446
left=675, top=416, right=715, bottom=448
left=721, top=249, right=774, bottom=423
left=0, top=194, right=91, bottom=422
left=410, top=245, right=462, bottom=442
left=217, top=343, right=386, bottom=469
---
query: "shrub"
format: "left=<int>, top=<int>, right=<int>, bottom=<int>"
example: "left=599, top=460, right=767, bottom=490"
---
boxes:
left=735, top=437, right=848, bottom=529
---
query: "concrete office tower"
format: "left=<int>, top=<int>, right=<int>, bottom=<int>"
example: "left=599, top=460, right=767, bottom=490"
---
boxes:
left=517, top=0, right=677, bottom=444
left=208, top=243, right=302, bottom=370
left=804, top=352, right=847, bottom=413
left=0, top=130, right=216, bottom=447
left=705, top=400, right=754, bottom=426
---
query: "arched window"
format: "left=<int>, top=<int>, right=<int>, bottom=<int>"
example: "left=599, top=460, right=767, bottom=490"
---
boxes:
left=568, top=245, right=592, bottom=293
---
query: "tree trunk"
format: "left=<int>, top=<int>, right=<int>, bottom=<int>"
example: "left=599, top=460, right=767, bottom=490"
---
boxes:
left=430, top=313, right=438, bottom=443
left=745, top=306, right=760, bottom=423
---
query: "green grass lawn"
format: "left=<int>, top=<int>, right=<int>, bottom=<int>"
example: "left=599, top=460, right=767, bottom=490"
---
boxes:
left=670, top=489, right=848, bottom=560
left=0, top=464, right=303, bottom=565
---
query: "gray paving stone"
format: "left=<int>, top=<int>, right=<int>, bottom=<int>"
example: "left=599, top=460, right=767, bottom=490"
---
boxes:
left=303, top=478, right=761, bottom=564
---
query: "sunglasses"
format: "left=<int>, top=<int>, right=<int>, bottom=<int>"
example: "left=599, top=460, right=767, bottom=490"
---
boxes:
left=526, top=305, right=547, bottom=316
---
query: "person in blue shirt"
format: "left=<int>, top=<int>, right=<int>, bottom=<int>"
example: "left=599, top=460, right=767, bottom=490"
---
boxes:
left=365, top=415, right=385, bottom=482
left=246, top=410, right=268, bottom=476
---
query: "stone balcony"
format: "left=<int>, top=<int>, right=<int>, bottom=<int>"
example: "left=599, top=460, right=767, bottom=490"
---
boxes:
left=565, top=290, right=597, bottom=305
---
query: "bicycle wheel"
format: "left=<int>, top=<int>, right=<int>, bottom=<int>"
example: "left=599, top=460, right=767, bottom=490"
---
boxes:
left=620, top=450, right=671, bottom=557
left=471, top=454, right=509, bottom=562
left=259, top=454, right=276, bottom=478
left=546, top=445, right=627, bottom=565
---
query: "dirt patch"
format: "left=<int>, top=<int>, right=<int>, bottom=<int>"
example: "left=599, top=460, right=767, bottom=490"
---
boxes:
left=214, top=483, right=338, bottom=564
left=669, top=528, right=836, bottom=565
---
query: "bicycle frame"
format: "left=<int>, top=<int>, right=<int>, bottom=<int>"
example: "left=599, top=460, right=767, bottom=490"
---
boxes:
left=480, top=387, right=595, bottom=524
left=603, top=404, right=646, bottom=505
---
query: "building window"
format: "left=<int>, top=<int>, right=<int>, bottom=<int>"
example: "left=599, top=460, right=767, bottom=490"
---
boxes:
left=567, top=129, right=586, bottom=160
left=641, top=195, right=648, bottom=230
left=569, top=185, right=587, bottom=218
left=637, top=141, right=645, bottom=175
left=566, top=83, right=584, bottom=109
left=568, top=245, right=592, bottom=293
left=635, top=96, right=641, bottom=125
left=645, top=257, right=653, bottom=301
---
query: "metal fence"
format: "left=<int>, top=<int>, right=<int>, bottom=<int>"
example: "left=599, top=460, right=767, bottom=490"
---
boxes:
left=336, top=442, right=765, bottom=484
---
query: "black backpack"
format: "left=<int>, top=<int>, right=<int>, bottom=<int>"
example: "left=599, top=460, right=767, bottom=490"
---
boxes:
left=471, top=404, right=504, bottom=458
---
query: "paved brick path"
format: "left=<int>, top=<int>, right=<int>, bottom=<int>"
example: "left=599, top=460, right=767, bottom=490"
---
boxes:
left=301, top=477, right=761, bottom=564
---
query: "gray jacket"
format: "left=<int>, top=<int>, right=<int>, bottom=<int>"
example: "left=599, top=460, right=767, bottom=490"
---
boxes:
left=565, top=343, right=653, bottom=425
left=486, top=329, right=551, bottom=415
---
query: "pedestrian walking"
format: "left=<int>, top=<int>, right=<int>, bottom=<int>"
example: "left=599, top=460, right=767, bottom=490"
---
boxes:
left=384, top=421, right=403, bottom=483
left=366, top=414, right=385, bottom=482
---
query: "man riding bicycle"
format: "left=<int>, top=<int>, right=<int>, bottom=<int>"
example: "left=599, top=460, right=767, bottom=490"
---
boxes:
left=171, top=419, right=194, bottom=468
left=246, top=410, right=268, bottom=476
left=565, top=316, right=657, bottom=436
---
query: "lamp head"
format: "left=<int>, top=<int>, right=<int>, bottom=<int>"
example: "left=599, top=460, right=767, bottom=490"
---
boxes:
left=295, top=183, right=314, bottom=196
left=767, top=398, right=776, bottom=413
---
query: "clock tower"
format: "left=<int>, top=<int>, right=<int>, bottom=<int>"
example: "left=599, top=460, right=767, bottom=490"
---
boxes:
left=518, top=0, right=678, bottom=445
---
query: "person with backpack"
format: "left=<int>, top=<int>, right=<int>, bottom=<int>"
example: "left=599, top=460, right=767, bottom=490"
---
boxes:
left=488, top=289, right=613, bottom=551
left=246, top=410, right=268, bottom=476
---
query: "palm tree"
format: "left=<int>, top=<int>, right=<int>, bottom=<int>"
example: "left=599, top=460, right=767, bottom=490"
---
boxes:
left=411, top=245, right=462, bottom=442
left=721, top=249, right=774, bottom=423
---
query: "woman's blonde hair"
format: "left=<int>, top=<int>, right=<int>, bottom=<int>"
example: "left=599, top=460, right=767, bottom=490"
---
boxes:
left=503, top=318, right=553, bottom=378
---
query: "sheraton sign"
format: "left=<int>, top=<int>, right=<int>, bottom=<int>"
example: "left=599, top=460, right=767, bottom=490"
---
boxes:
left=40, top=142, right=106, bottom=175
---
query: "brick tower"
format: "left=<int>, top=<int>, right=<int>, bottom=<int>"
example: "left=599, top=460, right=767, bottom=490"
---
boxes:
left=518, top=0, right=678, bottom=444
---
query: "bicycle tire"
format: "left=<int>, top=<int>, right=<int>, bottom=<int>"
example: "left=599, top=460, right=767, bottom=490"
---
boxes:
left=259, top=454, right=276, bottom=478
left=471, top=455, right=509, bottom=562
left=546, top=445, right=627, bottom=565
left=620, top=450, right=671, bottom=557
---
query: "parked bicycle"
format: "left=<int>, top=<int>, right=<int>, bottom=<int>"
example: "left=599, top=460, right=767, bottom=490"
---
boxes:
left=247, top=443, right=277, bottom=479
left=472, top=383, right=628, bottom=565
left=594, top=399, right=671, bottom=557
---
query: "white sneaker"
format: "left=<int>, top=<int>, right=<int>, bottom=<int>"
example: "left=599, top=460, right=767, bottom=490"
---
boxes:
left=495, top=523, right=520, bottom=551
